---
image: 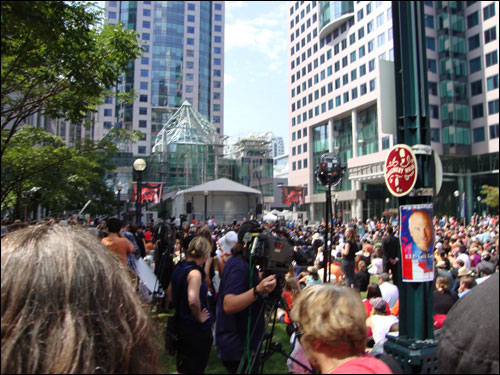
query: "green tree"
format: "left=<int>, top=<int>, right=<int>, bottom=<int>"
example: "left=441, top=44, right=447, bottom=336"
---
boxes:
left=1, top=125, right=136, bottom=218
left=1, top=1, right=143, bottom=158
left=481, top=185, right=499, bottom=209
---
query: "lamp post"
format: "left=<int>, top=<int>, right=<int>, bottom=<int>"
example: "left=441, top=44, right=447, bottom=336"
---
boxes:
left=116, top=182, right=123, bottom=219
left=133, top=158, right=147, bottom=225
left=204, top=190, right=208, bottom=221
left=477, top=196, right=482, bottom=217
left=453, top=190, right=460, bottom=222
left=385, top=197, right=390, bottom=222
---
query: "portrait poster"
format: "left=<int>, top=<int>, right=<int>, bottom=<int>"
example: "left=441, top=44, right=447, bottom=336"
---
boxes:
left=282, top=186, right=305, bottom=205
left=400, top=204, right=434, bottom=283
left=130, top=183, right=163, bottom=204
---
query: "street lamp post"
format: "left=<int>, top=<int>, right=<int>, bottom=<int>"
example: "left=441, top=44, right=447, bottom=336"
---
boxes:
left=477, top=196, right=482, bottom=217
left=385, top=197, right=390, bottom=223
left=133, top=158, right=147, bottom=225
left=116, top=182, right=123, bottom=219
left=204, top=190, right=208, bottom=221
left=453, top=190, right=460, bottom=222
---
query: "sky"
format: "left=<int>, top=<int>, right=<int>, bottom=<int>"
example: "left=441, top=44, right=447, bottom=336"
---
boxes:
left=224, top=1, right=289, bottom=150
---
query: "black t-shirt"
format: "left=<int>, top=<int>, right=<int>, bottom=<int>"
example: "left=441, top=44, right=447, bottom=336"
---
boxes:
left=343, top=240, right=358, bottom=262
left=355, top=269, right=370, bottom=292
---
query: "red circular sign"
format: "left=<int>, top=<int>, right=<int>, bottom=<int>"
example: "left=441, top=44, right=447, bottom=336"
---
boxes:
left=384, top=144, right=418, bottom=197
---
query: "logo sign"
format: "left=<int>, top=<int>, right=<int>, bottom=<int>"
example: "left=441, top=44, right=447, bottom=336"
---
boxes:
left=384, top=144, right=417, bottom=197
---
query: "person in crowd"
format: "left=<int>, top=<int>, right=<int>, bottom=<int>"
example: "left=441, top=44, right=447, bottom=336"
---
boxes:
left=457, top=276, right=475, bottom=298
left=359, top=238, right=373, bottom=268
left=468, top=247, right=481, bottom=268
left=476, top=252, right=496, bottom=278
left=363, top=283, right=391, bottom=316
left=437, top=272, right=499, bottom=374
left=366, top=297, right=399, bottom=354
left=369, top=245, right=385, bottom=275
left=378, top=273, right=399, bottom=309
left=215, top=221, right=277, bottom=374
left=433, top=275, right=458, bottom=328
left=382, top=225, right=400, bottom=287
left=167, top=236, right=214, bottom=374
left=299, top=266, right=322, bottom=287
left=101, top=217, right=135, bottom=267
left=435, top=260, right=454, bottom=289
left=342, top=227, right=359, bottom=289
left=290, top=284, right=393, bottom=374
left=355, top=260, right=370, bottom=292
left=1, top=224, right=160, bottom=374
left=281, top=278, right=301, bottom=325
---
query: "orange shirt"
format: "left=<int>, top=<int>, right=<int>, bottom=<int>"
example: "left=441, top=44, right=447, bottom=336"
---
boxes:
left=101, top=236, right=134, bottom=265
left=330, top=262, right=344, bottom=284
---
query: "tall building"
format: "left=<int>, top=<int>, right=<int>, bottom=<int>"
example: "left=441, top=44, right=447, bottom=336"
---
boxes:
left=98, top=1, right=225, bottom=157
left=272, top=136, right=286, bottom=158
left=288, top=1, right=499, bottom=223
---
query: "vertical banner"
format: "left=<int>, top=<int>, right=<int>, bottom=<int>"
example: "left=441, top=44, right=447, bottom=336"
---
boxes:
left=282, top=186, right=305, bottom=205
left=400, top=204, right=434, bottom=282
left=130, top=183, right=163, bottom=204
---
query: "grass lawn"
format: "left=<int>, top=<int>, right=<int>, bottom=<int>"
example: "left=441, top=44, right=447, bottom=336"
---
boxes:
left=150, top=309, right=293, bottom=374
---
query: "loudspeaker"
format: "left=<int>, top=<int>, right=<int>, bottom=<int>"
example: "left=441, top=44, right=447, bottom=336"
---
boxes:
left=256, top=203, right=263, bottom=215
left=186, top=201, right=192, bottom=214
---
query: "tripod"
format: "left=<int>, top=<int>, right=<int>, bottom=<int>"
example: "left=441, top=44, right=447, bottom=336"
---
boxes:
left=322, top=183, right=336, bottom=284
left=238, top=289, right=313, bottom=374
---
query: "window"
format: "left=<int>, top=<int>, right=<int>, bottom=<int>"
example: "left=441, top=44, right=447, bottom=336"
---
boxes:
left=425, top=14, right=434, bottom=28
left=142, top=20, right=150, bottom=29
left=142, top=33, right=150, bottom=41
left=429, top=81, right=438, bottom=96
left=382, top=136, right=390, bottom=149
left=350, top=51, right=356, bottom=63
left=342, top=56, right=348, bottom=67
left=186, top=85, right=193, bottom=93
left=350, top=33, right=356, bottom=45
left=367, top=2, right=372, bottom=15
left=473, top=127, right=485, bottom=142
left=186, top=73, right=194, bottom=81
left=430, top=104, right=439, bottom=119
left=490, top=124, right=499, bottom=139
left=489, top=99, right=499, bottom=115
left=360, top=83, right=367, bottom=95
left=187, top=38, right=195, bottom=45
left=370, top=78, right=376, bottom=92
left=369, top=59, right=375, bottom=72
left=143, top=9, right=151, bottom=17
left=484, top=27, right=497, bottom=44
left=139, top=120, right=147, bottom=128
left=141, top=57, right=149, bottom=64
left=335, top=78, right=340, bottom=89
left=367, top=21, right=374, bottom=34
left=108, top=11, right=116, bottom=19
left=139, top=94, right=148, bottom=102
left=187, top=26, right=195, bottom=34
left=214, top=25, right=222, bottom=32
left=342, top=39, right=347, bottom=50
left=472, top=103, right=483, bottom=119
left=215, top=36, right=222, bottom=43
left=214, top=47, right=221, bottom=54
left=335, top=61, right=340, bottom=72
left=214, top=69, right=221, bottom=77
left=343, top=74, right=348, bottom=85
left=303, top=159, right=308, bottom=169
left=486, top=51, right=498, bottom=67
left=358, top=9, right=364, bottom=21
left=343, top=92, right=349, bottom=103
left=292, top=147, right=296, bottom=156
left=140, top=69, right=148, bottom=77
left=351, top=69, right=357, bottom=81
left=377, top=33, right=385, bottom=47
left=292, top=132, right=296, bottom=141
left=470, top=80, right=482, bottom=96
left=336, top=96, right=341, bottom=106
left=357, top=28, right=364, bottom=42
left=428, top=59, right=437, bottom=73
left=377, top=13, right=384, bottom=27
left=368, top=39, right=374, bottom=52
left=298, top=160, right=302, bottom=170
left=360, top=64, right=366, bottom=76
left=487, top=75, right=499, bottom=91
left=215, top=3, right=222, bottom=11
left=214, top=14, right=222, bottom=21
left=104, top=96, right=113, bottom=104
left=470, top=57, right=481, bottom=73
left=104, top=109, right=112, bottom=117
left=138, top=146, right=146, bottom=154
left=468, top=34, right=480, bottom=51
left=140, top=82, right=148, bottom=90
left=188, top=3, right=195, bottom=11
left=483, top=3, right=495, bottom=20
left=359, top=45, right=366, bottom=58
left=467, top=11, right=478, bottom=28
left=352, top=87, right=358, bottom=99
left=139, top=107, right=147, bottom=115
left=214, top=58, right=221, bottom=65
left=431, top=128, right=440, bottom=142
left=426, top=37, right=435, bottom=50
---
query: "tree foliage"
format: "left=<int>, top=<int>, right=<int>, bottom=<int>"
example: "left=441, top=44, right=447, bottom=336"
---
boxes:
left=1, top=1, right=143, bottom=158
left=1, top=125, right=137, bottom=218
left=480, top=185, right=499, bottom=209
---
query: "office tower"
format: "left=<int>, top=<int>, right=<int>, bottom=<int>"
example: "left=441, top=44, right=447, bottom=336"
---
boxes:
left=272, top=136, right=286, bottom=158
left=288, top=1, right=498, bottom=223
left=98, top=1, right=225, bottom=156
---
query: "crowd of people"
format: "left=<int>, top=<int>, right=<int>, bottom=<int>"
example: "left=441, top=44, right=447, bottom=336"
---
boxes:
left=1, top=212, right=499, bottom=374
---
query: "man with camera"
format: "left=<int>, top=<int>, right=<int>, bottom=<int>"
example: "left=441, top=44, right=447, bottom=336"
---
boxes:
left=215, top=220, right=277, bottom=374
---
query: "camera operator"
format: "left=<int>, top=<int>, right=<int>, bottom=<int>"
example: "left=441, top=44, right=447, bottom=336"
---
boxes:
left=215, top=220, right=277, bottom=374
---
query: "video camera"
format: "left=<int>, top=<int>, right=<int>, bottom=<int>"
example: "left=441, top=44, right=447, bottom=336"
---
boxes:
left=315, top=152, right=344, bottom=187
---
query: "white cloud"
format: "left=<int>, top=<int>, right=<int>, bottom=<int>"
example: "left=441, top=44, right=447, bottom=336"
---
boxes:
left=224, top=73, right=234, bottom=85
left=225, top=2, right=288, bottom=70
left=225, top=1, right=245, bottom=11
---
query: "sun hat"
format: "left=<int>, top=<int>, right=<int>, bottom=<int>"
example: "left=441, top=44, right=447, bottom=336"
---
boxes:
left=436, top=260, right=447, bottom=268
left=457, top=267, right=472, bottom=278
left=219, top=231, right=237, bottom=254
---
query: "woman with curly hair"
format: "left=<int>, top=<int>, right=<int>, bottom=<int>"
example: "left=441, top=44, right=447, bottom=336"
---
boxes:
left=1, top=224, right=160, bottom=374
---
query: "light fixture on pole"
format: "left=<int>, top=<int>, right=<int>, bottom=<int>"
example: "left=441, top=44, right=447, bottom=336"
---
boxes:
left=116, top=182, right=123, bottom=219
left=453, top=190, right=460, bottom=220
left=133, top=158, right=147, bottom=225
left=204, top=190, right=209, bottom=221
left=385, top=197, right=390, bottom=221
left=477, top=196, right=482, bottom=217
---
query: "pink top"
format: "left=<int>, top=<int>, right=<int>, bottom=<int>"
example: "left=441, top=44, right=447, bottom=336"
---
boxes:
left=331, top=355, right=392, bottom=374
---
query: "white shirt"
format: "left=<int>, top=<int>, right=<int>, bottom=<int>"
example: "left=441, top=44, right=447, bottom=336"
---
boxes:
left=371, top=314, right=399, bottom=345
left=457, top=253, right=471, bottom=269
left=379, top=281, right=399, bottom=309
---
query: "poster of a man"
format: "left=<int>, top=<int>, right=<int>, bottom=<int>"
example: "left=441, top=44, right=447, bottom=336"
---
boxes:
left=400, top=204, right=434, bottom=282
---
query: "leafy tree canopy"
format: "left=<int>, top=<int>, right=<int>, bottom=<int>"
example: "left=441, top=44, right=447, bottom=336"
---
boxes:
left=1, top=1, right=143, bottom=158
left=480, top=185, right=499, bottom=209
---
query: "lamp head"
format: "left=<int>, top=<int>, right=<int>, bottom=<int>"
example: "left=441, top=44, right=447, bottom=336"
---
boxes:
left=133, top=158, right=147, bottom=172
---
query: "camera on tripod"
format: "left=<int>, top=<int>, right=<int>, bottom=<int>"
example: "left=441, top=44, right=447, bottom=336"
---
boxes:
left=315, top=152, right=344, bottom=187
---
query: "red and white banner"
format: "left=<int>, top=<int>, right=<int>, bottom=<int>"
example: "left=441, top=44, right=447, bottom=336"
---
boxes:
left=282, top=186, right=305, bottom=205
left=130, top=183, right=163, bottom=204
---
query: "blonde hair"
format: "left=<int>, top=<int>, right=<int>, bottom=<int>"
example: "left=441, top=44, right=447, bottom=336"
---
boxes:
left=290, top=284, right=367, bottom=356
left=345, top=227, right=355, bottom=241
left=1, top=224, right=160, bottom=374
left=186, top=235, right=212, bottom=259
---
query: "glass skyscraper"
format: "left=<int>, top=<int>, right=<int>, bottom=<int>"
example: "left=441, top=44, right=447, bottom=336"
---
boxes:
left=97, top=1, right=225, bottom=157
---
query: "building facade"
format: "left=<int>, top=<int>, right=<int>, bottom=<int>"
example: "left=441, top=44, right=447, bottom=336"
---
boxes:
left=288, top=1, right=499, bottom=224
left=99, top=0, right=225, bottom=157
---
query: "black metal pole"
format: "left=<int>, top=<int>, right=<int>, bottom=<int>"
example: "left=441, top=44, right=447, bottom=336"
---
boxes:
left=136, top=172, right=142, bottom=225
left=204, top=193, right=208, bottom=221
left=117, top=190, right=120, bottom=218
